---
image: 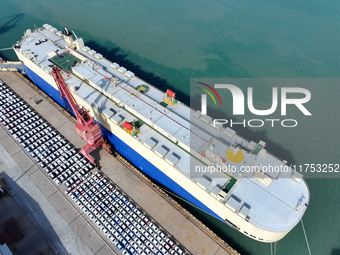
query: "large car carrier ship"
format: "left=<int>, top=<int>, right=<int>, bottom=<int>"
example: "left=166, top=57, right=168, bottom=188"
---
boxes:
left=13, top=25, right=309, bottom=243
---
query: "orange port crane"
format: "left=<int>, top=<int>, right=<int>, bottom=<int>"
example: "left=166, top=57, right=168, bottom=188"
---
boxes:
left=51, top=66, right=111, bottom=165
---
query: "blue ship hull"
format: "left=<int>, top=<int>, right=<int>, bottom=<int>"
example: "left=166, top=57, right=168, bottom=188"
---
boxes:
left=23, top=64, right=225, bottom=224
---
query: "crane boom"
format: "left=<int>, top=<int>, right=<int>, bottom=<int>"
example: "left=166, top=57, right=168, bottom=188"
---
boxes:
left=51, top=66, right=111, bottom=164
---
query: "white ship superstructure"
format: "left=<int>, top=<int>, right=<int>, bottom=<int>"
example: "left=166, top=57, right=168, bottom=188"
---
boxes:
left=13, top=25, right=310, bottom=243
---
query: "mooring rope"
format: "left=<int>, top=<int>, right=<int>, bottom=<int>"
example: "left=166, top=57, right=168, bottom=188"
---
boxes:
left=301, top=219, right=312, bottom=255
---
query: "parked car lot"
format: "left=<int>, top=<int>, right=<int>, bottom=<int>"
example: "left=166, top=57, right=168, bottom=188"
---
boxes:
left=70, top=172, right=188, bottom=254
left=0, top=83, right=95, bottom=191
left=0, top=82, right=189, bottom=255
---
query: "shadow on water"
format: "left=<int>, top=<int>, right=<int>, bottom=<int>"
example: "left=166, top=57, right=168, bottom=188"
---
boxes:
left=0, top=13, right=25, bottom=34
left=1, top=172, right=67, bottom=255
left=86, top=40, right=190, bottom=104
left=0, top=51, right=6, bottom=60
left=332, top=249, right=340, bottom=255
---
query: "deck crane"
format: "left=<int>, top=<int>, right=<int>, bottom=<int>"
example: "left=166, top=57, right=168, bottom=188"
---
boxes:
left=51, top=66, right=112, bottom=165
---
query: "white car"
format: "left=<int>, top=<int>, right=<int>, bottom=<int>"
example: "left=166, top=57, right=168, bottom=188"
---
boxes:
left=95, top=220, right=102, bottom=227
left=101, top=226, right=108, bottom=235
left=107, top=234, right=115, bottom=242
left=54, top=178, right=61, bottom=185
left=150, top=222, right=159, bottom=232
left=112, top=230, right=119, bottom=238
left=166, top=237, right=175, bottom=248
left=174, top=246, right=184, bottom=255
left=151, top=237, right=158, bottom=247
left=89, top=213, right=95, bottom=221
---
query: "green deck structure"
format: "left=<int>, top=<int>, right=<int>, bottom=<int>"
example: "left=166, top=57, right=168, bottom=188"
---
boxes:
left=49, top=52, right=81, bottom=73
left=160, top=101, right=168, bottom=107
left=224, top=178, right=237, bottom=193
left=136, top=84, right=150, bottom=93
left=253, top=144, right=264, bottom=155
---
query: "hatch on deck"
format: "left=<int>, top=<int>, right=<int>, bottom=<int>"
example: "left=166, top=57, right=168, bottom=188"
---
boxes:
left=225, top=195, right=241, bottom=212
left=143, top=137, right=158, bottom=150
left=197, top=176, right=212, bottom=190
left=165, top=153, right=180, bottom=166
left=155, top=145, right=169, bottom=158
left=239, top=203, right=251, bottom=220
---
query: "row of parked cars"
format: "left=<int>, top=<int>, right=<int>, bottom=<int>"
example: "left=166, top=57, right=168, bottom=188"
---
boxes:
left=71, top=172, right=187, bottom=255
left=0, top=82, right=188, bottom=255
left=0, top=83, right=94, bottom=192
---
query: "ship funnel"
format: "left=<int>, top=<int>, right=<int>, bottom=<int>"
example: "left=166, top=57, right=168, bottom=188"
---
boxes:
left=63, top=27, right=72, bottom=36
left=63, top=27, right=73, bottom=44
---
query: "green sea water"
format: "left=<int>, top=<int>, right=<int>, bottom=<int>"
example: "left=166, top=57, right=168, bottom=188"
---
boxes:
left=1, top=1, right=339, bottom=255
